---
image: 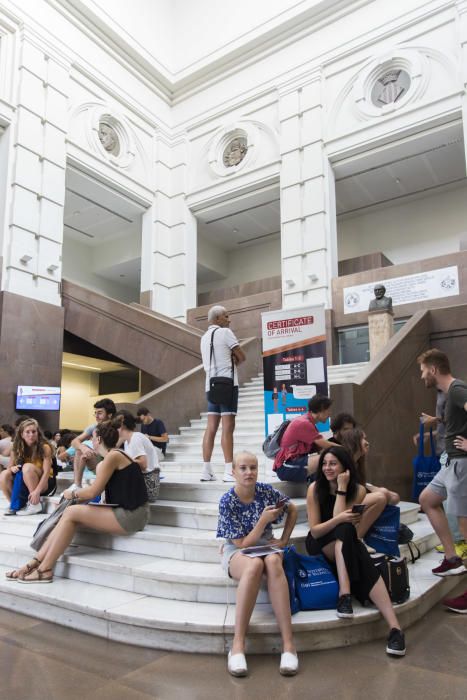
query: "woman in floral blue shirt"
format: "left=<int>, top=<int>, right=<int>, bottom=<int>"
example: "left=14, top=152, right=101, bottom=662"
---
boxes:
left=217, top=451, right=298, bottom=678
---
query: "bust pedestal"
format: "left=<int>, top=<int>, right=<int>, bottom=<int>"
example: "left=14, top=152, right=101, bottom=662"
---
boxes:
left=368, top=310, right=394, bottom=359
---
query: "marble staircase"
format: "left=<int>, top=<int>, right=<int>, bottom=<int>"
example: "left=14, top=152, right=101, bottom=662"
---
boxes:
left=0, top=365, right=463, bottom=653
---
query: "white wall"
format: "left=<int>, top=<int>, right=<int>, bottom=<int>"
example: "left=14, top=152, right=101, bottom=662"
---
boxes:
left=337, top=183, right=467, bottom=264
left=198, top=237, right=281, bottom=293
left=62, top=237, right=139, bottom=303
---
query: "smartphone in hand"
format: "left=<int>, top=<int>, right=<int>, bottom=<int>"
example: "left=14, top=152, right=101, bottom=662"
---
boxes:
left=351, top=504, right=366, bottom=514
left=276, top=496, right=288, bottom=508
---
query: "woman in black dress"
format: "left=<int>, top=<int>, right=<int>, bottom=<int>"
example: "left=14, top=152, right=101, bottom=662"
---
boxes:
left=306, top=446, right=406, bottom=656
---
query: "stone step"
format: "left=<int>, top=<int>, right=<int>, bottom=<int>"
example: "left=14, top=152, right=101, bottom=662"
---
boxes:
left=0, top=516, right=438, bottom=605
left=0, top=550, right=460, bottom=653
left=168, top=434, right=264, bottom=445
left=35, top=495, right=310, bottom=530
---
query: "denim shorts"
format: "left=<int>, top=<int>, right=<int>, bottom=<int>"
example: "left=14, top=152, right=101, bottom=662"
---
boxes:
left=275, top=454, right=309, bottom=483
left=206, top=386, right=239, bottom=415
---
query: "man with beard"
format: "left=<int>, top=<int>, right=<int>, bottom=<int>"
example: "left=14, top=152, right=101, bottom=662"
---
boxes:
left=417, top=350, right=467, bottom=610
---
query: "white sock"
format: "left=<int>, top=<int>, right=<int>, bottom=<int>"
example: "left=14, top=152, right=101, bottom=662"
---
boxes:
left=203, top=462, right=213, bottom=474
left=224, top=462, right=233, bottom=474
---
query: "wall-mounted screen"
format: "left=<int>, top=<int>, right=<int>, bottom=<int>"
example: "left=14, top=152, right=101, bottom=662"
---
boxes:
left=16, top=386, right=61, bottom=411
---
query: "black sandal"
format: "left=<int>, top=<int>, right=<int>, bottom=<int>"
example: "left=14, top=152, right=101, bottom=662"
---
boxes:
left=5, top=557, right=42, bottom=580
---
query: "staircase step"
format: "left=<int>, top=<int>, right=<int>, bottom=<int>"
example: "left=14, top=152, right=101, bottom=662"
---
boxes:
left=0, top=550, right=460, bottom=653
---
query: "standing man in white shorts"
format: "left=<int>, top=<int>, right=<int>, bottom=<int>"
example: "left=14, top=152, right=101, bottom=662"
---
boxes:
left=418, top=349, right=467, bottom=612
left=200, top=306, right=245, bottom=482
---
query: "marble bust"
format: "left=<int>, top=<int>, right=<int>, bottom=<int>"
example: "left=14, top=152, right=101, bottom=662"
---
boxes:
left=369, top=284, right=393, bottom=314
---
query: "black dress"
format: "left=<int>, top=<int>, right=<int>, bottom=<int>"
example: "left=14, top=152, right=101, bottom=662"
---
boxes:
left=306, top=493, right=380, bottom=604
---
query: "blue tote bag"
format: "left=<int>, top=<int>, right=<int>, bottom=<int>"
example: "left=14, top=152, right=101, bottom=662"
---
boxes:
left=10, top=469, right=29, bottom=512
left=364, top=504, right=400, bottom=557
left=412, top=423, right=440, bottom=501
left=282, top=545, right=339, bottom=614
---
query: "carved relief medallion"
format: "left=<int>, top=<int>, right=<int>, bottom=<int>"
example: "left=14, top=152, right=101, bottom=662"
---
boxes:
left=371, top=69, right=411, bottom=107
left=222, top=137, right=248, bottom=167
left=98, top=120, right=120, bottom=157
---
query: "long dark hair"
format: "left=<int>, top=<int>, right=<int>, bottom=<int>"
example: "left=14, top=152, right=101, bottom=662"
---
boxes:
left=339, top=428, right=367, bottom=484
left=314, top=446, right=359, bottom=506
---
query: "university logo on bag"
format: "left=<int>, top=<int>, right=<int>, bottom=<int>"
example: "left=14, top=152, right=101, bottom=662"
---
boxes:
left=298, top=568, right=307, bottom=579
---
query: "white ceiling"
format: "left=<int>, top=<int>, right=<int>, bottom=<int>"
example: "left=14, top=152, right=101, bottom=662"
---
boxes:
left=335, top=121, right=466, bottom=216
left=197, top=185, right=281, bottom=252
left=62, top=352, right=128, bottom=373
left=63, top=167, right=145, bottom=289
left=64, top=168, right=145, bottom=246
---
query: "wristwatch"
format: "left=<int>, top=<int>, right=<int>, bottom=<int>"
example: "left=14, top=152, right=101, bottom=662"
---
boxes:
left=336, top=490, right=347, bottom=496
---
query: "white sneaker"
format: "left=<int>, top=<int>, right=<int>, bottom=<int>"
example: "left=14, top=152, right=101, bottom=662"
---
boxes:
left=200, top=471, right=217, bottom=482
left=279, top=651, right=299, bottom=676
left=222, top=473, right=236, bottom=482
left=228, top=651, right=247, bottom=677
left=16, top=502, right=43, bottom=516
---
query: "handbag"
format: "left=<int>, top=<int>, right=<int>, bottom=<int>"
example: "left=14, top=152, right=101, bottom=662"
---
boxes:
left=364, top=504, right=400, bottom=557
left=282, top=545, right=339, bottom=614
left=207, top=328, right=234, bottom=405
left=10, top=468, right=29, bottom=512
left=30, top=495, right=75, bottom=551
left=371, top=553, right=410, bottom=604
left=143, top=468, right=160, bottom=503
left=412, top=423, right=441, bottom=500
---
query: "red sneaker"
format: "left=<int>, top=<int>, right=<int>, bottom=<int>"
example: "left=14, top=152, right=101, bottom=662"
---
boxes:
left=432, top=557, right=465, bottom=577
left=443, top=590, right=467, bottom=613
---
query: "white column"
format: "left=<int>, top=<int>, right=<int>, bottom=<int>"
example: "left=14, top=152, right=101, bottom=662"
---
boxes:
left=458, top=1, right=467, bottom=168
left=279, top=70, right=337, bottom=309
left=142, top=133, right=197, bottom=321
left=1, top=33, right=69, bottom=305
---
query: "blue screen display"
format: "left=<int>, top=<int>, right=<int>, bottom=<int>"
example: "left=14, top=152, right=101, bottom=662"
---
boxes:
left=16, top=386, right=61, bottom=411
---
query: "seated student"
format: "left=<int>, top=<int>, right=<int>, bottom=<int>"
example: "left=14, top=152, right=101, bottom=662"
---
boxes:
left=56, top=432, right=79, bottom=471
left=71, top=398, right=116, bottom=487
left=0, top=424, right=14, bottom=469
left=0, top=418, right=57, bottom=515
left=114, top=410, right=160, bottom=502
left=217, top=451, right=298, bottom=677
left=329, top=413, right=357, bottom=444
left=273, top=394, right=335, bottom=483
left=306, top=446, right=406, bottom=656
left=6, top=421, right=149, bottom=583
left=136, top=407, right=169, bottom=460
left=339, top=428, right=400, bottom=538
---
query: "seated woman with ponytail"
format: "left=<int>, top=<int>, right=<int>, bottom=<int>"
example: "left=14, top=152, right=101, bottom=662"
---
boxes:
left=6, top=421, right=149, bottom=583
left=306, top=446, right=406, bottom=656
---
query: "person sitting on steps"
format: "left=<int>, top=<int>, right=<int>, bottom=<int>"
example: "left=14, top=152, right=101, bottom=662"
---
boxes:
left=6, top=421, right=149, bottom=583
left=217, top=450, right=298, bottom=677
left=339, top=427, right=400, bottom=543
left=273, top=394, right=335, bottom=483
left=306, top=446, right=406, bottom=656
left=0, top=418, right=56, bottom=516
left=70, top=398, right=116, bottom=488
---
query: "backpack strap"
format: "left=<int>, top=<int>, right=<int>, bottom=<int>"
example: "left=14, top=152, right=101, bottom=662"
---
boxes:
left=209, top=327, right=234, bottom=380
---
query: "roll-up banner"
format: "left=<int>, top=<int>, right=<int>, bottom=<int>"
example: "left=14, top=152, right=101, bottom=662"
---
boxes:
left=261, top=305, right=329, bottom=437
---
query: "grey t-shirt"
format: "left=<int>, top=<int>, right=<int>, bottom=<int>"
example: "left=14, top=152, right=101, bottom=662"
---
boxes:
left=445, top=379, right=467, bottom=459
left=435, top=390, right=446, bottom=454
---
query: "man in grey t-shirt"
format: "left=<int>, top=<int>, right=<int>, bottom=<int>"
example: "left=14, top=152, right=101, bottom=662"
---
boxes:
left=418, top=350, right=467, bottom=602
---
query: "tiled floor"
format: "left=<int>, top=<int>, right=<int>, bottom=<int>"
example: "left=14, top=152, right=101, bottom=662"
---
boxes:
left=1, top=581, right=466, bottom=700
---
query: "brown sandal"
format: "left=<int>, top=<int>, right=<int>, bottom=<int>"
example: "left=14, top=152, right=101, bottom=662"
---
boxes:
left=17, top=567, right=54, bottom=584
left=5, top=557, right=42, bottom=580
